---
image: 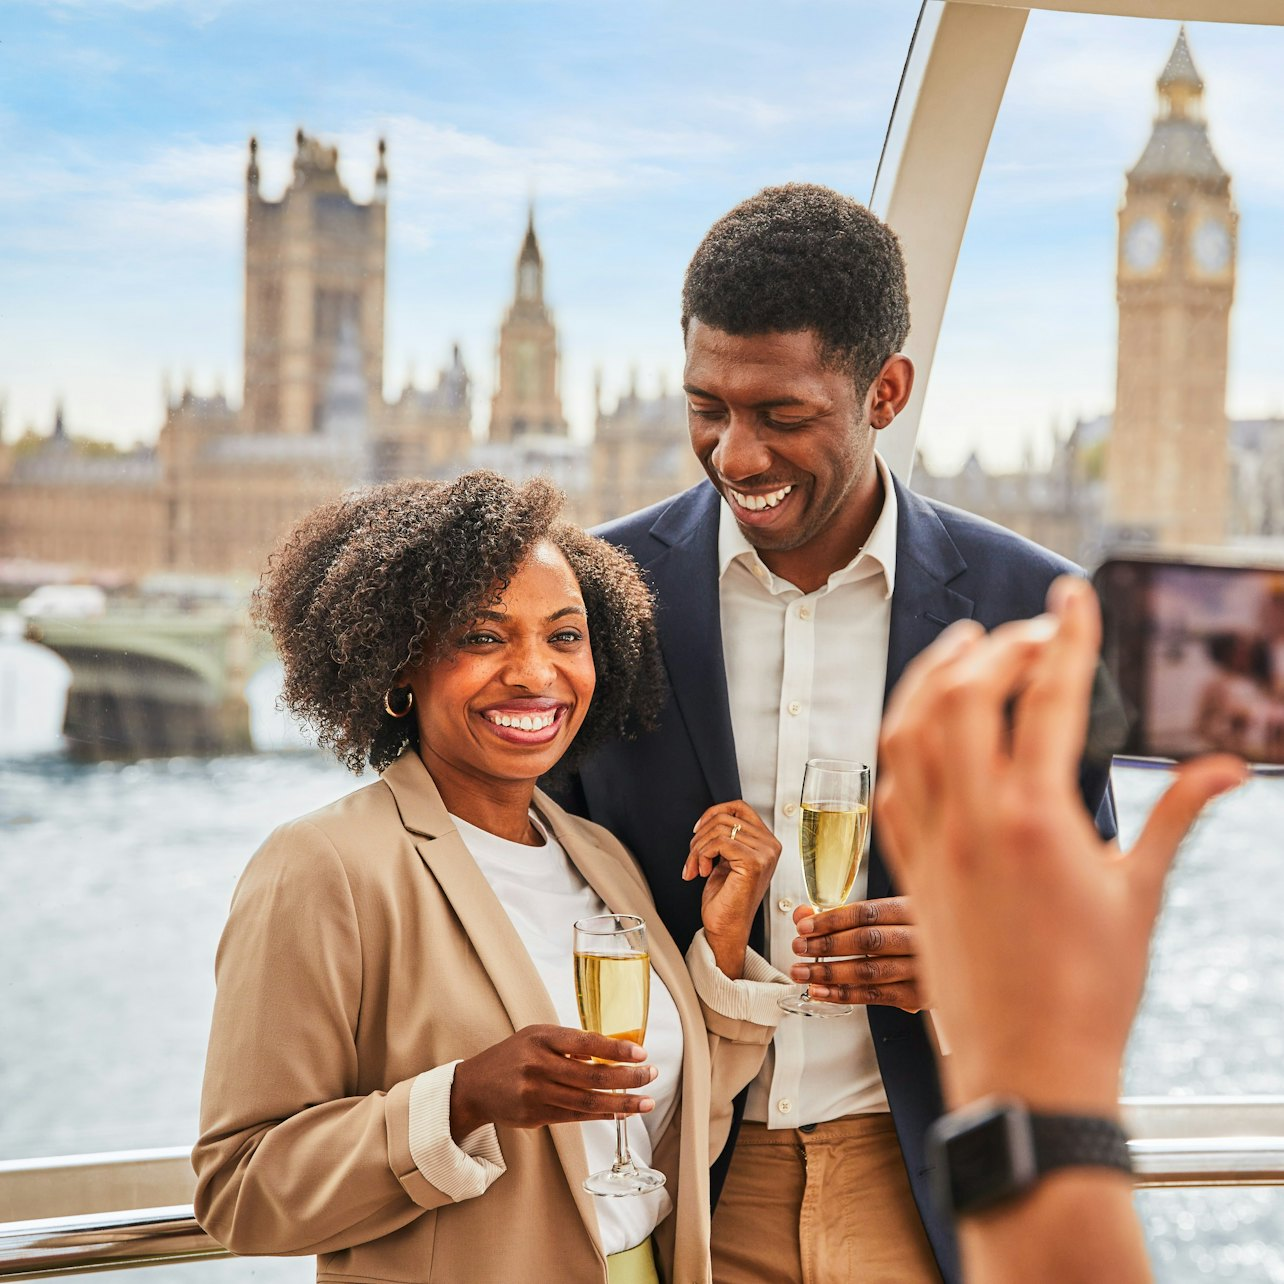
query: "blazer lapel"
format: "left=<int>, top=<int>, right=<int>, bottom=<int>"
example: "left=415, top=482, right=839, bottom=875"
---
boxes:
left=870, top=480, right=975, bottom=898
left=883, top=478, right=974, bottom=705
left=642, top=484, right=741, bottom=804
left=382, top=755, right=602, bottom=1255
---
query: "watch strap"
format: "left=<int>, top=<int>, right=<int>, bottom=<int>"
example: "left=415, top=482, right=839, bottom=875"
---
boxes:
left=1030, top=1112, right=1133, bottom=1179
left=929, top=1098, right=1133, bottom=1219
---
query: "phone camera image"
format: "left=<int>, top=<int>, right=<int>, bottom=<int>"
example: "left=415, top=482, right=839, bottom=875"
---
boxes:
left=1094, top=556, right=1284, bottom=768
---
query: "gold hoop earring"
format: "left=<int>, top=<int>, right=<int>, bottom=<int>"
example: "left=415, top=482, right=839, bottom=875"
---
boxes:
left=384, top=687, right=414, bottom=719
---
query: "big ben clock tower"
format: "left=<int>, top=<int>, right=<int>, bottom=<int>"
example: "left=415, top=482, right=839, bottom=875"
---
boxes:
left=1108, top=27, right=1237, bottom=548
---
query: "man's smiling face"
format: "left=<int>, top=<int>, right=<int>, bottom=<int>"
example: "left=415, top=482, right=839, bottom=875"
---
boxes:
left=684, top=320, right=875, bottom=556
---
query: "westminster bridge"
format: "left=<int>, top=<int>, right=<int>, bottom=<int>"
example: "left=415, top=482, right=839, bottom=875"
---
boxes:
left=20, top=607, right=277, bottom=760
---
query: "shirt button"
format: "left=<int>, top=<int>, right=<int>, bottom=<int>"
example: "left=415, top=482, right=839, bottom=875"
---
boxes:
left=788, top=701, right=801, bottom=716
left=777, top=1099, right=793, bottom=1115
left=799, top=605, right=812, bottom=620
left=777, top=897, right=794, bottom=913
left=783, top=802, right=798, bottom=818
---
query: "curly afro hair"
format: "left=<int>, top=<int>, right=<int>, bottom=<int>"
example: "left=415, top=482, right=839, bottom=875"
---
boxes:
left=253, top=470, right=666, bottom=775
left=681, top=182, right=910, bottom=393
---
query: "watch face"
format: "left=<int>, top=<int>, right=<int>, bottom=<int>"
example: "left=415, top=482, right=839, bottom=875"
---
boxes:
left=1192, top=218, right=1231, bottom=273
left=929, top=1099, right=1037, bottom=1215
left=1123, top=216, right=1164, bottom=272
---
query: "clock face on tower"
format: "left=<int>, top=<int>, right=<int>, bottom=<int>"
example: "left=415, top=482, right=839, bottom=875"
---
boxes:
left=1191, top=217, right=1232, bottom=274
left=1123, top=216, right=1164, bottom=272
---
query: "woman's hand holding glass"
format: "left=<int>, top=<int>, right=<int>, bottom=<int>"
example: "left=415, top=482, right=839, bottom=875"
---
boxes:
left=573, top=914, right=666, bottom=1196
left=449, top=1024, right=657, bottom=1142
left=683, top=799, right=782, bottom=979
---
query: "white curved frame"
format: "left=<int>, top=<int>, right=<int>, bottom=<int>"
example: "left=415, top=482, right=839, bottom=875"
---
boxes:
left=872, top=0, right=1284, bottom=482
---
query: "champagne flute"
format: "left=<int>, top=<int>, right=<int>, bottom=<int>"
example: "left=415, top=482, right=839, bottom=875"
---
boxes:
left=572, top=913, right=666, bottom=1197
left=778, top=758, right=871, bottom=1018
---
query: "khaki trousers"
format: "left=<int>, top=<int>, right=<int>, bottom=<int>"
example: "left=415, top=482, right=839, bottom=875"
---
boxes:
left=709, top=1115, right=942, bottom=1284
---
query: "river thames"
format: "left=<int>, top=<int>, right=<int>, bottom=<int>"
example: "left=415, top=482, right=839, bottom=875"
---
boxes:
left=2, top=750, right=1281, bottom=1282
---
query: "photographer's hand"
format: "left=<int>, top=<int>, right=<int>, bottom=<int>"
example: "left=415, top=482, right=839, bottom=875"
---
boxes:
left=876, top=577, right=1245, bottom=1114
left=873, top=575, right=1246, bottom=1284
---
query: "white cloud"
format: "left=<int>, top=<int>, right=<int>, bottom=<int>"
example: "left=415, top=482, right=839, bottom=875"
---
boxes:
left=981, top=17, right=1284, bottom=212
left=0, top=136, right=248, bottom=260
left=372, top=113, right=726, bottom=229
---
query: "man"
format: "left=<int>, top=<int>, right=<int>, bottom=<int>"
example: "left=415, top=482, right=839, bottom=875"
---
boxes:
left=552, top=184, right=1114, bottom=1283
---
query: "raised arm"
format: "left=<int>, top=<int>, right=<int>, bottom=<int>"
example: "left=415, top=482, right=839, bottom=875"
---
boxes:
left=681, top=800, right=792, bottom=1157
left=874, top=576, right=1246, bottom=1284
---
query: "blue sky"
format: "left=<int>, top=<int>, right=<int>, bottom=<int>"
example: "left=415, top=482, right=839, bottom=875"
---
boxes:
left=1, top=2, right=1281, bottom=472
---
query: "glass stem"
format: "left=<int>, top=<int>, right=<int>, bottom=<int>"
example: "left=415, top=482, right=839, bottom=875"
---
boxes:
left=613, top=1099, right=635, bottom=1172
left=802, top=952, right=823, bottom=1003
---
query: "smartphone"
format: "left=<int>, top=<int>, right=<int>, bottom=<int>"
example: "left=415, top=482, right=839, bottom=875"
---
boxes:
left=1093, top=554, right=1284, bottom=767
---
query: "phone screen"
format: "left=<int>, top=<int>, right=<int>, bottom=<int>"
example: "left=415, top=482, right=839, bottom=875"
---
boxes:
left=1095, top=558, right=1284, bottom=766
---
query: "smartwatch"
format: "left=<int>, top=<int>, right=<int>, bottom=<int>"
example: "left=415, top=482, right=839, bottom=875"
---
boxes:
left=927, top=1096, right=1133, bottom=1218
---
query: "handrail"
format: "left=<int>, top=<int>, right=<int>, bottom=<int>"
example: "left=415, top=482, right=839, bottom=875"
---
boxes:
left=1, top=1099, right=1282, bottom=1276
left=1123, top=1096, right=1284, bottom=1188
left=0, top=1208, right=224, bottom=1280
left=0, top=1149, right=195, bottom=1225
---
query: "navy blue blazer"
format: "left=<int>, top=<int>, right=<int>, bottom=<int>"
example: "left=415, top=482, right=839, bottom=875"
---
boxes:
left=549, top=476, right=1116, bottom=1284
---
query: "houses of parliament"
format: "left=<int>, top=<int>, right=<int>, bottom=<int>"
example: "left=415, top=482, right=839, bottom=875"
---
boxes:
left=0, top=130, right=700, bottom=582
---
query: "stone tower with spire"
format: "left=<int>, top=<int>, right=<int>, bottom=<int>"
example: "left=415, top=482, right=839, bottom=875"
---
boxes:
left=488, top=207, right=568, bottom=444
left=242, top=130, right=387, bottom=436
left=1108, top=27, right=1237, bottom=547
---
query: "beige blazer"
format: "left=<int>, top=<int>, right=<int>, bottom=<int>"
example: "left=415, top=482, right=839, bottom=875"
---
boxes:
left=193, top=750, right=772, bottom=1283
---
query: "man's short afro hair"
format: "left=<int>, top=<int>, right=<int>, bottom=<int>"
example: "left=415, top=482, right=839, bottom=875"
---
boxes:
left=681, top=182, right=910, bottom=393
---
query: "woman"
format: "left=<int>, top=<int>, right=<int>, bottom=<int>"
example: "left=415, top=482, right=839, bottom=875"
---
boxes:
left=192, top=471, right=789, bottom=1284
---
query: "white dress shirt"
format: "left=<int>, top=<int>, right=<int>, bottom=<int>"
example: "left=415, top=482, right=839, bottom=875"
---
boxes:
left=720, top=452, right=898, bottom=1128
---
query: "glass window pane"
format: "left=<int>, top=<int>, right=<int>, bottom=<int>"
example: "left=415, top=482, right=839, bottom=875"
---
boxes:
left=916, top=7, right=1284, bottom=1080
left=82, top=1258, right=310, bottom=1284
left=1137, top=1188, right=1284, bottom=1283
left=914, top=12, right=1284, bottom=1279
left=916, top=15, right=1283, bottom=565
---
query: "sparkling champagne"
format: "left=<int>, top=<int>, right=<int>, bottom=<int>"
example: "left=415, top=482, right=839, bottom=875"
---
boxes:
left=572, top=914, right=665, bottom=1196
left=574, top=951, right=650, bottom=1055
left=800, top=801, right=869, bottom=910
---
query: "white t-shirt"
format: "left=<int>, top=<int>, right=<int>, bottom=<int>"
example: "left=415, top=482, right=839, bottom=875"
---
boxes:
left=452, top=811, right=683, bottom=1256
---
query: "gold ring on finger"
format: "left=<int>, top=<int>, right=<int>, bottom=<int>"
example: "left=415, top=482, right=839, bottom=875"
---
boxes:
left=729, top=822, right=742, bottom=842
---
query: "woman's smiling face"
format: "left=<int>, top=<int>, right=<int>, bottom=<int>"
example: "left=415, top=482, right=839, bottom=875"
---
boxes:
left=405, top=539, right=597, bottom=791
